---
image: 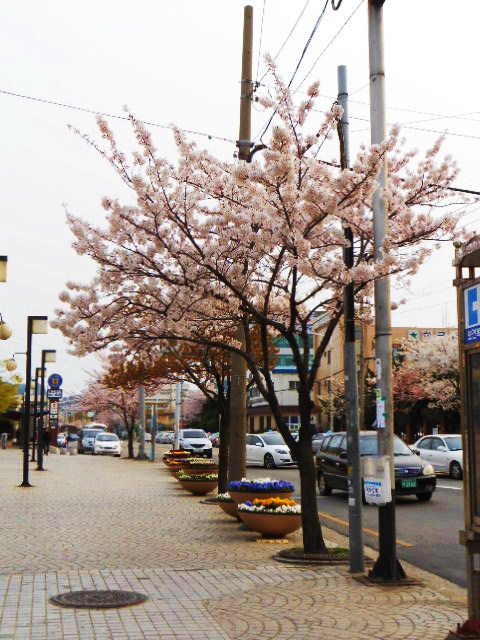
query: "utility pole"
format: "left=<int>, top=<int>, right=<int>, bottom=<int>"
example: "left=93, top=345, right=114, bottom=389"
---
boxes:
left=229, top=4, right=253, bottom=481
left=137, top=386, right=148, bottom=459
left=338, top=64, right=364, bottom=574
left=150, top=403, right=156, bottom=462
left=367, top=0, right=405, bottom=582
left=173, top=381, right=182, bottom=450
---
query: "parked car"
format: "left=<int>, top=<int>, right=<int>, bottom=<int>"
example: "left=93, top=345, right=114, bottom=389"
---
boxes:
left=144, top=433, right=152, bottom=443
left=78, top=428, right=106, bottom=454
left=311, top=432, right=326, bottom=455
left=246, top=432, right=296, bottom=469
left=411, top=434, right=463, bottom=479
left=156, top=431, right=171, bottom=444
left=316, top=431, right=437, bottom=502
left=57, top=433, right=67, bottom=448
left=93, top=433, right=121, bottom=457
left=179, top=429, right=213, bottom=458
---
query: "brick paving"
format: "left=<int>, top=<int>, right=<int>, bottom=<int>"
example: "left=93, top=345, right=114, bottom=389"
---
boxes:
left=0, top=447, right=468, bottom=639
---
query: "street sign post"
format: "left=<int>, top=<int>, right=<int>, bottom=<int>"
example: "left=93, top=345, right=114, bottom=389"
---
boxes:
left=48, top=374, right=63, bottom=390
left=447, top=238, right=480, bottom=639
left=47, top=389, right=63, bottom=400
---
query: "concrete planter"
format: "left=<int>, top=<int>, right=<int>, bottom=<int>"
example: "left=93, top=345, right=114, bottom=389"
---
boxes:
left=218, top=500, right=239, bottom=519
left=229, top=490, right=294, bottom=504
left=237, top=511, right=302, bottom=538
left=178, top=464, right=219, bottom=476
left=178, top=479, right=218, bottom=496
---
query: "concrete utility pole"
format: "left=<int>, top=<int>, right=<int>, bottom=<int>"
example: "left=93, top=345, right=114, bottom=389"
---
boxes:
left=173, top=381, right=182, bottom=450
left=229, top=4, right=253, bottom=481
left=367, top=0, right=405, bottom=582
left=337, top=64, right=364, bottom=574
left=150, top=403, right=156, bottom=462
left=137, top=386, right=148, bottom=460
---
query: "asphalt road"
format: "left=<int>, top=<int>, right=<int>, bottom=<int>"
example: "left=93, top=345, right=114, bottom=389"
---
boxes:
left=244, top=462, right=466, bottom=586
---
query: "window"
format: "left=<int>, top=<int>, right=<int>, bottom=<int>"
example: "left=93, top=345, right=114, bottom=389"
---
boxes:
left=326, top=434, right=344, bottom=454
left=285, top=416, right=299, bottom=431
left=259, top=416, right=265, bottom=431
left=250, top=435, right=263, bottom=446
left=417, top=437, right=432, bottom=450
left=289, top=380, right=300, bottom=390
left=249, top=417, right=254, bottom=433
left=430, top=437, right=445, bottom=451
left=266, top=415, right=272, bottom=430
left=246, top=435, right=254, bottom=445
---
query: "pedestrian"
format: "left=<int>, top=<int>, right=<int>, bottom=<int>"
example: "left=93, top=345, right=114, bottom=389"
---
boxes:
left=43, top=429, right=50, bottom=456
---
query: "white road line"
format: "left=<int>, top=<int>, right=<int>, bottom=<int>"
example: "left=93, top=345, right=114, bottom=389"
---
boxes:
left=437, top=484, right=463, bottom=491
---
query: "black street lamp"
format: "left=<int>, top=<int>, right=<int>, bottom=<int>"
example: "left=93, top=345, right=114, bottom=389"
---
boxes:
left=21, top=316, right=48, bottom=488
left=36, top=349, right=56, bottom=472
left=31, top=367, right=45, bottom=463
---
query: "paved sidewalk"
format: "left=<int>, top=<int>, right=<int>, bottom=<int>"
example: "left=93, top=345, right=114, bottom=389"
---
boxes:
left=0, top=448, right=468, bottom=639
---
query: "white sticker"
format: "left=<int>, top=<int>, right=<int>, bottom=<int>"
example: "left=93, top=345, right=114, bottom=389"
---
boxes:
left=376, top=358, right=382, bottom=380
left=348, top=498, right=356, bottom=506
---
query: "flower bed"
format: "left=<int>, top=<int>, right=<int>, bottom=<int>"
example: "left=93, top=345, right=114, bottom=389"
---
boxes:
left=177, top=473, right=218, bottom=496
left=215, top=492, right=239, bottom=519
left=237, top=498, right=302, bottom=538
left=227, top=478, right=295, bottom=504
left=237, top=497, right=301, bottom=514
left=179, top=458, right=219, bottom=474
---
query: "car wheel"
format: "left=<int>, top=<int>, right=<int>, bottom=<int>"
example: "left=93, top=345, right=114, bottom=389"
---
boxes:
left=264, top=453, right=276, bottom=469
left=206, top=450, right=213, bottom=459
left=450, top=461, right=463, bottom=480
left=317, top=472, right=332, bottom=496
left=416, top=492, right=433, bottom=502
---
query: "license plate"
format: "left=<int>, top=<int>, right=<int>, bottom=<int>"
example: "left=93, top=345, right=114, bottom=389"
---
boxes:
left=401, top=479, right=417, bottom=489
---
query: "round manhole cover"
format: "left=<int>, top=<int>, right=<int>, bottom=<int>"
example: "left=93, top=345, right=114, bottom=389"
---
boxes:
left=49, top=590, right=148, bottom=609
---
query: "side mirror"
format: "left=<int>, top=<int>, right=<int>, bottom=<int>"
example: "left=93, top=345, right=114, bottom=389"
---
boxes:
left=339, top=451, right=347, bottom=460
left=411, top=448, right=420, bottom=455
left=255, top=442, right=263, bottom=447
left=437, top=445, right=447, bottom=452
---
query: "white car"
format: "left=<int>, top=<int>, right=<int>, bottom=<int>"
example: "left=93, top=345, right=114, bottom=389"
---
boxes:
left=179, top=429, right=213, bottom=458
left=412, top=434, right=463, bottom=479
left=93, top=433, right=122, bottom=457
left=246, top=432, right=295, bottom=469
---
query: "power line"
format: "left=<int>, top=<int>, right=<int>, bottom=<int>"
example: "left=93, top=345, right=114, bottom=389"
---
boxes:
left=0, top=88, right=236, bottom=145
left=288, top=0, right=329, bottom=89
left=293, top=0, right=365, bottom=93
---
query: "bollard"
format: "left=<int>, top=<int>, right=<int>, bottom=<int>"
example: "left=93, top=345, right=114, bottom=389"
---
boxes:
left=1, top=433, right=7, bottom=449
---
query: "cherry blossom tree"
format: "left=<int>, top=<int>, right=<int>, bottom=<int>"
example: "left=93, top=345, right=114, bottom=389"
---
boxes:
left=54, top=64, right=464, bottom=553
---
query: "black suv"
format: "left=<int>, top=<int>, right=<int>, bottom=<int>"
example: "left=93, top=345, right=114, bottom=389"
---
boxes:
left=316, top=431, right=437, bottom=502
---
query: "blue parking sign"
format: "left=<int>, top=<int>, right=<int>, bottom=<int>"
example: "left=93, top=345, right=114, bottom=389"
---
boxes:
left=464, top=285, right=480, bottom=344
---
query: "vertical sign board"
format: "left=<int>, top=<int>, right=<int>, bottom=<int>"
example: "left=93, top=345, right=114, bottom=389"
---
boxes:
left=49, top=400, right=59, bottom=447
left=464, top=284, right=480, bottom=346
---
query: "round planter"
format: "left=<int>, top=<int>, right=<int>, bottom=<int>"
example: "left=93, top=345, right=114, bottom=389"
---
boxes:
left=179, top=465, right=219, bottom=476
left=167, top=464, right=183, bottom=474
left=179, top=479, right=218, bottom=496
left=218, top=501, right=239, bottom=519
left=237, top=511, right=302, bottom=538
left=229, top=490, right=294, bottom=504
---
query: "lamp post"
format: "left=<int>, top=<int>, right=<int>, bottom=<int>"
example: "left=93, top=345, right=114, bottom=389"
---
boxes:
left=0, top=257, right=12, bottom=341
left=31, top=367, right=45, bottom=463
left=21, top=316, right=48, bottom=488
left=37, top=349, right=56, bottom=472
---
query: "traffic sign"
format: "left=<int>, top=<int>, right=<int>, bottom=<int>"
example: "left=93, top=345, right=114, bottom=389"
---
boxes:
left=47, top=388, right=63, bottom=399
left=465, top=284, right=480, bottom=345
left=48, top=374, right=63, bottom=389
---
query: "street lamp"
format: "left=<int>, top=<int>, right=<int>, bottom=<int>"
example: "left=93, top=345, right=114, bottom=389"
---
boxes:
left=0, top=313, right=12, bottom=340
left=31, top=367, right=45, bottom=463
left=20, top=316, right=48, bottom=488
left=4, top=352, right=27, bottom=372
left=0, top=256, right=7, bottom=283
left=36, top=349, right=56, bottom=472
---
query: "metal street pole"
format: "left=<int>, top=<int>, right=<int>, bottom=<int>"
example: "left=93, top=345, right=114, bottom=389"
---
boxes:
left=367, top=0, right=405, bottom=582
left=37, top=349, right=55, bottom=471
left=137, top=385, right=147, bottom=459
left=31, top=367, right=43, bottom=462
left=150, top=403, right=156, bottom=462
left=21, top=317, right=48, bottom=486
left=338, top=64, right=364, bottom=574
left=229, top=4, right=253, bottom=482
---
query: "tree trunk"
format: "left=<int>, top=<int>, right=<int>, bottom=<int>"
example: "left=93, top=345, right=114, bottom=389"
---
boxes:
left=127, top=424, right=134, bottom=459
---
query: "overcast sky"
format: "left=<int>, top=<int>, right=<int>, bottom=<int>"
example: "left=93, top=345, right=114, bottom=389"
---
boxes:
left=0, top=0, right=478, bottom=392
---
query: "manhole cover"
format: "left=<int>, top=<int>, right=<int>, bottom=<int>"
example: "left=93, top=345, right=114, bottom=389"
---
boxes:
left=49, top=590, right=148, bottom=609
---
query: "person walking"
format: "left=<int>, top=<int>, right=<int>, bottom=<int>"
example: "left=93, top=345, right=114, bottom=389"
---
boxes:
left=43, top=429, right=50, bottom=456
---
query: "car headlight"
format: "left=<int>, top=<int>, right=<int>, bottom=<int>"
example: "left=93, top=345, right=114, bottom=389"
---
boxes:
left=275, top=449, right=288, bottom=454
left=422, top=464, right=435, bottom=476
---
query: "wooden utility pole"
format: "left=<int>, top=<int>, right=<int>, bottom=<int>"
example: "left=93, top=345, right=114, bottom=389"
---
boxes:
left=228, top=5, right=253, bottom=482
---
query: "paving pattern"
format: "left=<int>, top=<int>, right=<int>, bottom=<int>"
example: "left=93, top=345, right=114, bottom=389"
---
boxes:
left=0, top=447, right=468, bottom=639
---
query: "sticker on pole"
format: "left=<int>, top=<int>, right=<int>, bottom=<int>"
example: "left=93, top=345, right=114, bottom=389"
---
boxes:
left=48, top=374, right=63, bottom=389
left=363, top=456, right=392, bottom=505
left=464, top=285, right=480, bottom=345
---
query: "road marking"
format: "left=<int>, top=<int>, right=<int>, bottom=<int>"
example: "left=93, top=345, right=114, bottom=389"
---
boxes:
left=437, top=484, right=463, bottom=491
left=318, top=511, right=413, bottom=548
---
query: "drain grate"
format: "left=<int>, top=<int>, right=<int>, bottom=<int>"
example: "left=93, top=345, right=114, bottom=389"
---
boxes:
left=49, top=589, right=148, bottom=609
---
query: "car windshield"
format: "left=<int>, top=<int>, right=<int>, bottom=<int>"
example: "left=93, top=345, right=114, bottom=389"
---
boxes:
left=360, top=435, right=412, bottom=456
left=182, top=430, right=207, bottom=439
left=445, top=436, right=462, bottom=451
left=261, top=433, right=285, bottom=446
left=96, top=434, right=118, bottom=442
left=83, top=430, right=102, bottom=439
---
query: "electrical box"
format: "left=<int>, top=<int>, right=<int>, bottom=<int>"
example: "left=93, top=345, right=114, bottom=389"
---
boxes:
left=363, top=455, right=392, bottom=505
